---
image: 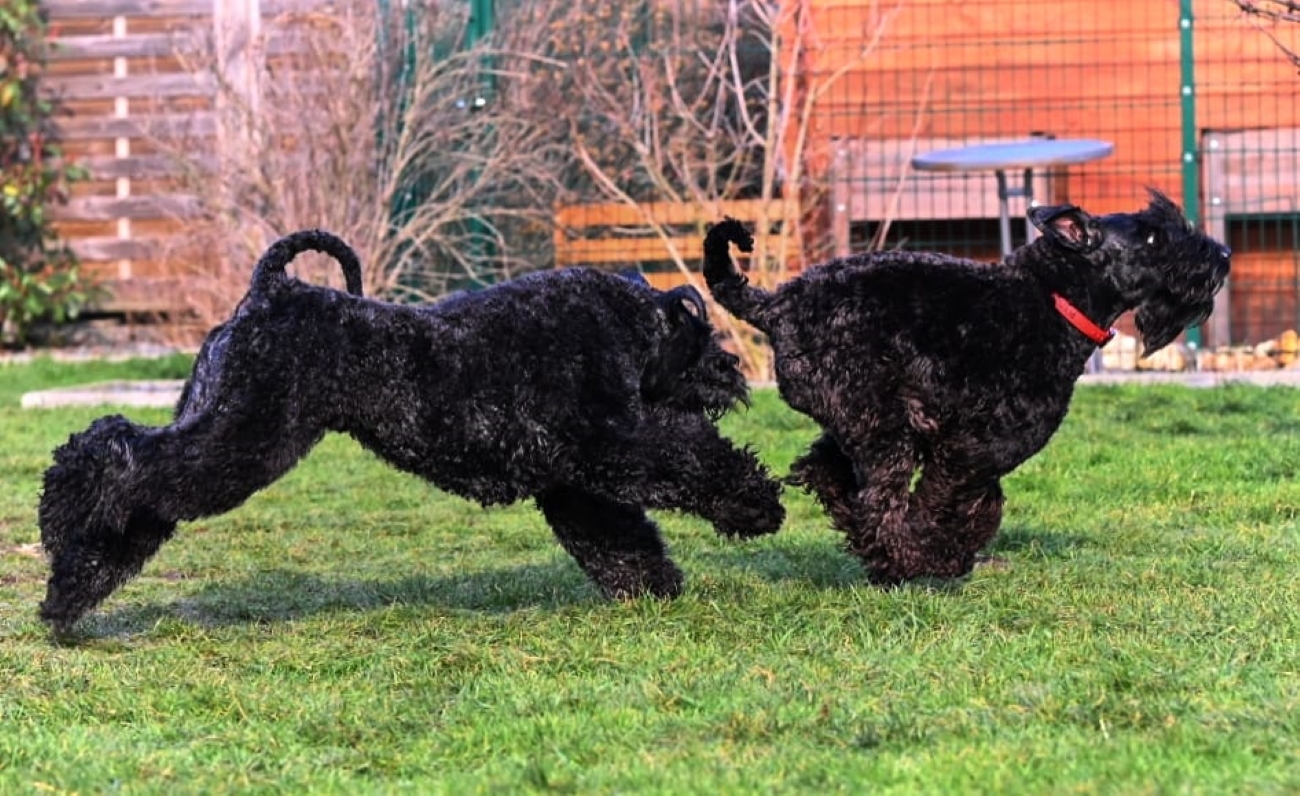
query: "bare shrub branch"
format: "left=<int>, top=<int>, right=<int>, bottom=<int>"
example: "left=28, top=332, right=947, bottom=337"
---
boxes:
left=1229, top=0, right=1300, bottom=68
left=538, top=0, right=898, bottom=377
left=160, top=0, right=570, bottom=324
left=1229, top=0, right=1300, bottom=23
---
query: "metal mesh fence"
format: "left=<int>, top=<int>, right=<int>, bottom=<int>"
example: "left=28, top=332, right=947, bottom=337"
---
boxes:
left=1196, top=2, right=1300, bottom=347
left=543, top=0, right=1300, bottom=353
left=807, top=0, right=1300, bottom=350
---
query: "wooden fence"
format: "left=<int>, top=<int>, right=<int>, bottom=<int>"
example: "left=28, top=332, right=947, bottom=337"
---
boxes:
left=554, top=199, right=803, bottom=290
left=43, top=0, right=308, bottom=313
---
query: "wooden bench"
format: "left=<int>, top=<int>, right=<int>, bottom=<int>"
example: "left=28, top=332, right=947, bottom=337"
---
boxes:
left=554, top=199, right=802, bottom=289
left=827, top=135, right=1065, bottom=257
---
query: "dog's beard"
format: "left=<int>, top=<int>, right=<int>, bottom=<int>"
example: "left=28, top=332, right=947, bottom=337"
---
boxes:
left=641, top=315, right=748, bottom=417
left=1135, top=294, right=1216, bottom=356
left=1134, top=230, right=1230, bottom=356
left=663, top=346, right=749, bottom=419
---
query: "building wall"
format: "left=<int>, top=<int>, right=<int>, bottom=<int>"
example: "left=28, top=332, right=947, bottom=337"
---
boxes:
left=794, top=0, right=1300, bottom=344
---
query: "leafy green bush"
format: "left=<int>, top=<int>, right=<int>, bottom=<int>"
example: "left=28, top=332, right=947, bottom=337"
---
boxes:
left=0, top=0, right=89, bottom=348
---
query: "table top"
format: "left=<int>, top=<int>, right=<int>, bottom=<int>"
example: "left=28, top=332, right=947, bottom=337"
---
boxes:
left=911, top=138, right=1114, bottom=172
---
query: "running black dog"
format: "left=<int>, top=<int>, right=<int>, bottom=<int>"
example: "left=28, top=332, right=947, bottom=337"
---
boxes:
left=39, top=230, right=784, bottom=634
left=704, top=191, right=1229, bottom=584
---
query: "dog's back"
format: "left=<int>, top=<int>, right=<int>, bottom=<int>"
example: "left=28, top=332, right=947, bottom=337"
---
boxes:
left=175, top=230, right=365, bottom=422
left=422, top=268, right=747, bottom=417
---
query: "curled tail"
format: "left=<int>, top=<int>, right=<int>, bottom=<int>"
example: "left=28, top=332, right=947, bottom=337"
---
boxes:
left=250, top=229, right=364, bottom=296
left=702, top=218, right=774, bottom=330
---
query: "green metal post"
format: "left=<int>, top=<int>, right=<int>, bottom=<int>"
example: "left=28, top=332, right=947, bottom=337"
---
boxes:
left=469, top=0, right=493, bottom=49
left=466, top=0, right=494, bottom=107
left=1179, top=0, right=1203, bottom=347
left=377, top=0, right=421, bottom=232
left=465, top=0, right=496, bottom=281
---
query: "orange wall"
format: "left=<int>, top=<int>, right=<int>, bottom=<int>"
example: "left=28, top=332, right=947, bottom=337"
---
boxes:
left=786, top=0, right=1300, bottom=342
left=794, top=0, right=1300, bottom=216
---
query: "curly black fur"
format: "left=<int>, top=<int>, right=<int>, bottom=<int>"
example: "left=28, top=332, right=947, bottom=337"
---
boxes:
left=704, top=189, right=1229, bottom=585
left=38, top=231, right=784, bottom=635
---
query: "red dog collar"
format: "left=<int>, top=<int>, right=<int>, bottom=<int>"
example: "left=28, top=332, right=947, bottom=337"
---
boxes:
left=1052, top=293, right=1116, bottom=346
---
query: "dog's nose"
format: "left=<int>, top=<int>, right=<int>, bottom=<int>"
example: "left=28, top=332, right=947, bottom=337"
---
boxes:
left=1220, top=245, right=1232, bottom=259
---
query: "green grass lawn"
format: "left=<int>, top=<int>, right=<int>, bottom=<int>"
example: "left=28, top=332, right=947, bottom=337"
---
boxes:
left=1, top=357, right=1297, bottom=793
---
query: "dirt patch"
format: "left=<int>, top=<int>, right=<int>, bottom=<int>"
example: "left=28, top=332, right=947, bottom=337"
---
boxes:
left=21, top=380, right=184, bottom=409
left=3, top=543, right=45, bottom=560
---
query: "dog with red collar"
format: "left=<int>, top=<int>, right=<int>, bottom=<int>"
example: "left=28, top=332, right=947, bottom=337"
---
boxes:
left=703, top=190, right=1229, bottom=585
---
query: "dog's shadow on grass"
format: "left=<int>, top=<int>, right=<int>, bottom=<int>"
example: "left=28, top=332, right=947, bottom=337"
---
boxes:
left=985, top=524, right=1092, bottom=559
left=86, top=561, right=599, bottom=638
left=699, top=523, right=1091, bottom=591
left=77, top=525, right=1090, bottom=640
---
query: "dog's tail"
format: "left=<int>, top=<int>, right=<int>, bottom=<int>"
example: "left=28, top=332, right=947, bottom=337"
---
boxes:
left=250, top=229, right=364, bottom=296
left=703, top=218, right=775, bottom=331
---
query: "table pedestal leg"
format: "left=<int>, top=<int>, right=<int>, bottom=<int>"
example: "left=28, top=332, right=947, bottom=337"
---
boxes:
left=995, top=168, right=1038, bottom=257
left=995, top=170, right=1013, bottom=257
left=1020, top=169, right=1037, bottom=244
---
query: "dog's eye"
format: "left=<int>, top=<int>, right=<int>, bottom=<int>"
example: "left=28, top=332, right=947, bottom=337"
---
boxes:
left=1146, top=233, right=1156, bottom=246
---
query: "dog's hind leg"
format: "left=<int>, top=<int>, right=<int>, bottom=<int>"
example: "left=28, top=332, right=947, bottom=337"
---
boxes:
left=788, top=432, right=861, bottom=531
left=816, top=423, right=920, bottom=586
left=537, top=486, right=684, bottom=599
left=880, top=463, right=1005, bottom=582
left=39, top=407, right=325, bottom=634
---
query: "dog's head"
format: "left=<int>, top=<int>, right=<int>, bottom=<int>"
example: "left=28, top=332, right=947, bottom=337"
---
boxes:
left=38, top=415, right=176, bottom=637
left=1028, top=190, right=1231, bottom=355
left=641, top=283, right=748, bottom=418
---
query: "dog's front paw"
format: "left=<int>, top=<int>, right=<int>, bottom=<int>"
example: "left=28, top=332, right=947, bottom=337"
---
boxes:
left=713, top=496, right=785, bottom=540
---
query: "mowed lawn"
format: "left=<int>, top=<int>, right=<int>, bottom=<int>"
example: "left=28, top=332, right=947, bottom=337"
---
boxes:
left=0, top=357, right=1297, bottom=793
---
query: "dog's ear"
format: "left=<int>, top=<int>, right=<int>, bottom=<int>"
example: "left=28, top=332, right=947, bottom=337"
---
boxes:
left=1029, top=204, right=1104, bottom=252
left=642, top=284, right=713, bottom=403
left=663, top=284, right=708, bottom=323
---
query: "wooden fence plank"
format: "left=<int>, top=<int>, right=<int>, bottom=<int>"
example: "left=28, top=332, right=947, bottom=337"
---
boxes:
left=554, top=199, right=803, bottom=271
left=556, top=235, right=799, bottom=267
left=49, top=29, right=332, bottom=61
left=51, top=111, right=217, bottom=140
left=643, top=272, right=695, bottom=290
left=41, top=0, right=318, bottom=18
left=60, top=153, right=215, bottom=180
left=557, top=237, right=706, bottom=266
left=44, top=71, right=213, bottom=102
left=41, top=0, right=210, bottom=18
left=67, top=236, right=163, bottom=262
left=556, top=199, right=791, bottom=229
left=48, top=32, right=188, bottom=61
left=53, top=194, right=203, bottom=222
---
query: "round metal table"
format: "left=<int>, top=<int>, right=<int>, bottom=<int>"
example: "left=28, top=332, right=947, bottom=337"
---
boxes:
left=911, top=138, right=1115, bottom=257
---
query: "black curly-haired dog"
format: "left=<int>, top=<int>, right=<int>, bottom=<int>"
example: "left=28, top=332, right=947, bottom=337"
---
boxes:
left=38, top=230, right=784, bottom=634
left=704, top=190, right=1229, bottom=585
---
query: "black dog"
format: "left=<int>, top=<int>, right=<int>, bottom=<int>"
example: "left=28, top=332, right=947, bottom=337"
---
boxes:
left=703, top=190, right=1229, bottom=585
left=39, top=230, right=784, bottom=634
